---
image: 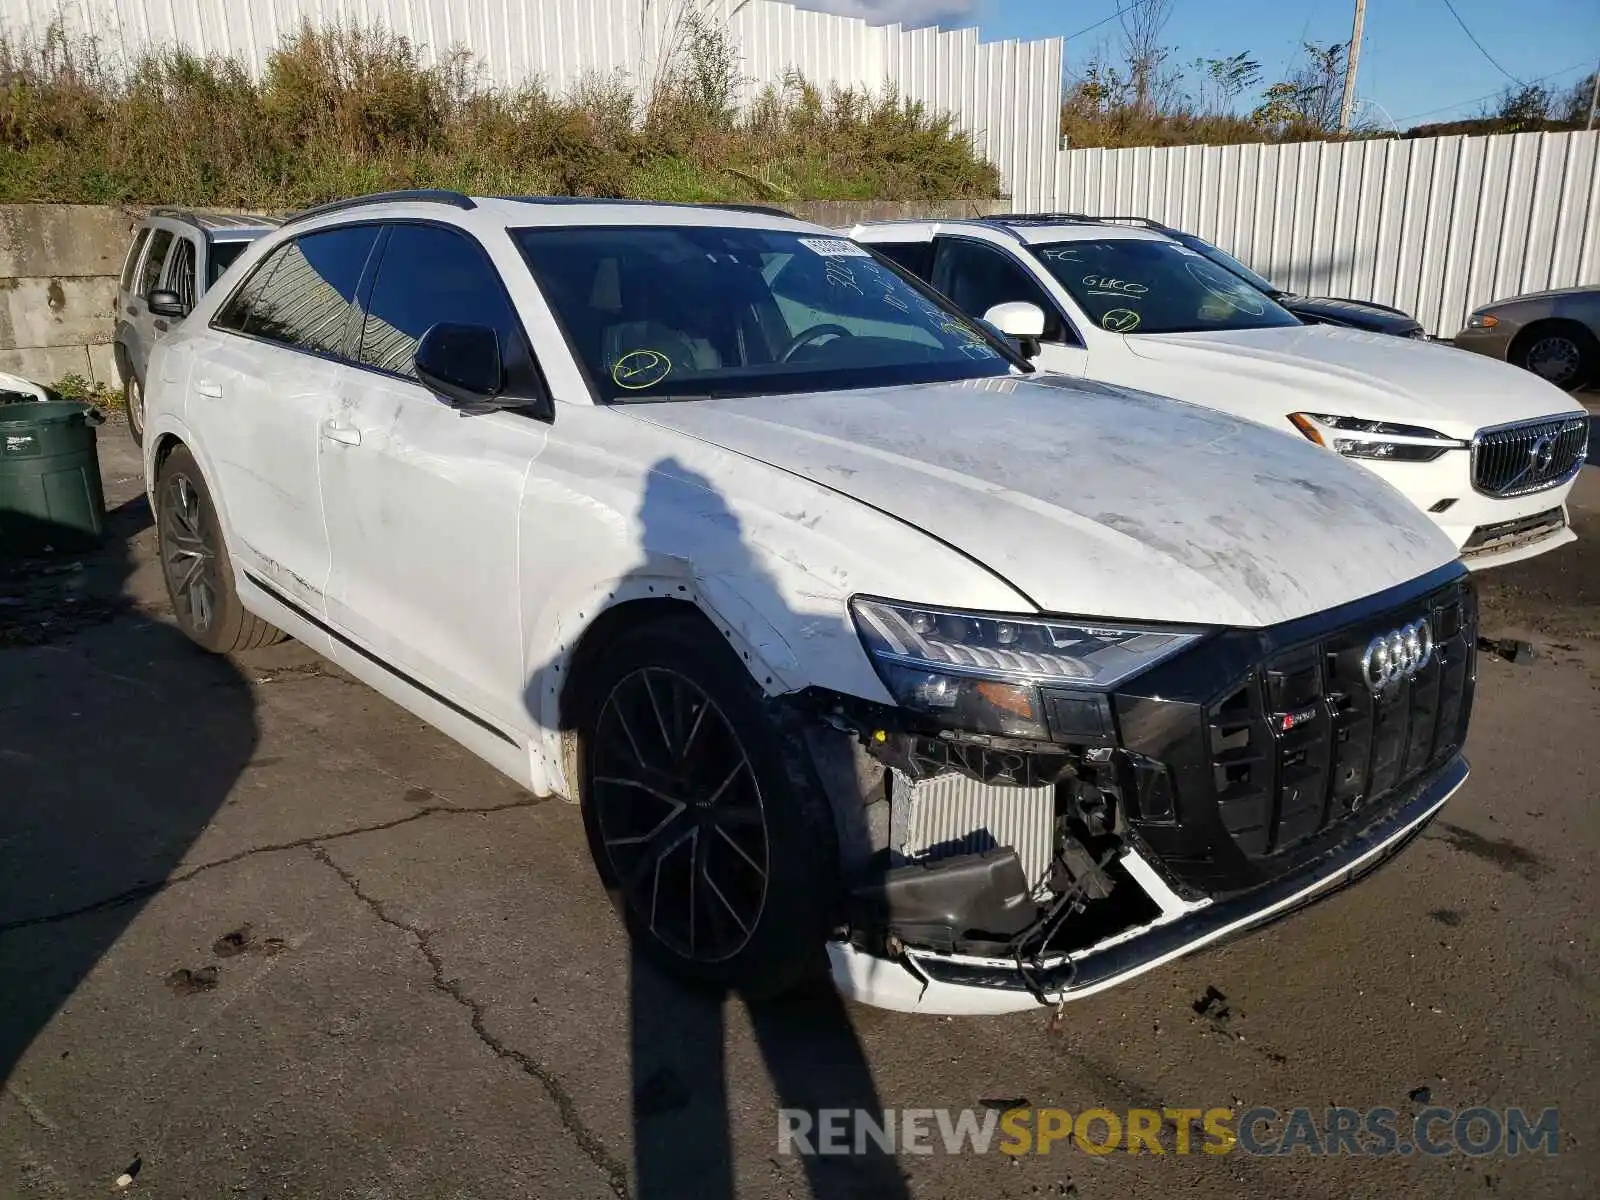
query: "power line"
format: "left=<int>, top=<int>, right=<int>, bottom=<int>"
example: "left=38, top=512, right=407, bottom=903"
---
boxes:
left=1394, top=59, right=1592, bottom=122
left=1062, top=1, right=1147, bottom=44
left=1438, top=0, right=1526, bottom=87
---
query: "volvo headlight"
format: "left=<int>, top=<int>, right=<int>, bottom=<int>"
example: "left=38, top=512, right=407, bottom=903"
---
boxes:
left=1288, top=412, right=1466, bottom=463
left=850, top=597, right=1204, bottom=740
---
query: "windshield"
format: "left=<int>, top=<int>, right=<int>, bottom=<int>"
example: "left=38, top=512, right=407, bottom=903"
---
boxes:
left=1031, top=238, right=1301, bottom=335
left=514, top=226, right=1013, bottom=402
left=1175, top=234, right=1279, bottom=295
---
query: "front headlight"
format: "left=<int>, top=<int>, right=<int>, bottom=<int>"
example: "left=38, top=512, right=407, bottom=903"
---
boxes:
left=1465, top=312, right=1499, bottom=329
left=850, top=597, right=1204, bottom=740
left=1288, top=412, right=1466, bottom=463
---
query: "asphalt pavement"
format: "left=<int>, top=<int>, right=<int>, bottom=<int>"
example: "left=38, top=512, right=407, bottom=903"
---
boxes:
left=1, top=418, right=1595, bottom=1199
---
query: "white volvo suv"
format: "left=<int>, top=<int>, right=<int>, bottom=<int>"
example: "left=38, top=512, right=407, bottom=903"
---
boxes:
left=848, top=216, right=1589, bottom=570
left=144, top=192, right=1477, bottom=1015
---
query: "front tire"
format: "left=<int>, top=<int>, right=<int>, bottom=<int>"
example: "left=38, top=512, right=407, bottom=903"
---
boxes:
left=576, top=613, right=839, bottom=998
left=1513, top=323, right=1597, bottom=391
left=155, top=445, right=285, bottom=653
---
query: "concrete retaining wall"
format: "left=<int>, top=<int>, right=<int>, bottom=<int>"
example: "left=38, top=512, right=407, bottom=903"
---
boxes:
left=0, top=205, right=140, bottom=386
left=0, top=199, right=1006, bottom=389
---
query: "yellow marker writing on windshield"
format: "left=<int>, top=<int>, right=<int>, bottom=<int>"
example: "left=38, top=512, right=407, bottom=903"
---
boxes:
left=613, top=349, right=672, bottom=390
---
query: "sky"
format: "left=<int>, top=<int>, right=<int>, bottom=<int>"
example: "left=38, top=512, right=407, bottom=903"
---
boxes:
left=796, top=0, right=1600, bottom=127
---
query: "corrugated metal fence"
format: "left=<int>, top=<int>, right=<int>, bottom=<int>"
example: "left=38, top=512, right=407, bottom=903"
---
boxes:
left=0, top=0, right=1063, bottom=207
left=1054, top=131, right=1600, bottom=338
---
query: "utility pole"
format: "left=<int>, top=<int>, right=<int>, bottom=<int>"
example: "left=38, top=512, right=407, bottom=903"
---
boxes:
left=1588, top=58, right=1599, bottom=131
left=1337, top=0, right=1367, bottom=134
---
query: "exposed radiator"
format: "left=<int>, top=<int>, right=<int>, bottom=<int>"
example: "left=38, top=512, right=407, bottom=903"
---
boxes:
left=892, top=771, right=1057, bottom=894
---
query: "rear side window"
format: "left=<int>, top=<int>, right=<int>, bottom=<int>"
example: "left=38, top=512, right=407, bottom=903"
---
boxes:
left=121, top=228, right=150, bottom=290
left=870, top=242, right=934, bottom=279
left=358, top=224, right=521, bottom=378
left=206, top=240, right=250, bottom=288
left=165, top=238, right=197, bottom=312
left=138, top=229, right=174, bottom=298
left=213, top=226, right=379, bottom=354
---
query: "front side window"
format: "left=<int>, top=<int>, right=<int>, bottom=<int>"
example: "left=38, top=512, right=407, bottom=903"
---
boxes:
left=165, top=238, right=197, bottom=312
left=933, top=238, right=1064, bottom=341
left=121, top=229, right=150, bottom=291
left=214, top=226, right=379, bottom=354
left=138, top=229, right=174, bottom=298
left=1032, top=238, right=1301, bottom=335
left=514, top=226, right=1012, bottom=403
left=358, top=224, right=522, bottom=379
left=871, top=241, right=934, bottom=279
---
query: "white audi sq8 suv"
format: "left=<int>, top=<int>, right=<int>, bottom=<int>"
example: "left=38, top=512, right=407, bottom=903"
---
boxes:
left=143, top=192, right=1476, bottom=1014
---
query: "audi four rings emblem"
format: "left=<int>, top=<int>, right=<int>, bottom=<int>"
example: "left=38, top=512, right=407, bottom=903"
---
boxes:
left=1361, top=619, right=1433, bottom=694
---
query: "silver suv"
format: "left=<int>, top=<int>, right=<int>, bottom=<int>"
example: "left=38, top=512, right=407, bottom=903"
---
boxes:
left=114, top=209, right=280, bottom=445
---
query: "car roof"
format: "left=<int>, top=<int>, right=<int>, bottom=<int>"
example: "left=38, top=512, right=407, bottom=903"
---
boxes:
left=850, top=216, right=1175, bottom=246
left=147, top=208, right=283, bottom=236
left=277, top=190, right=822, bottom=235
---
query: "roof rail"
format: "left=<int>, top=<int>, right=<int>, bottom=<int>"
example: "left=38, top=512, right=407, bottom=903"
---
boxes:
left=994, top=212, right=1110, bottom=224
left=1095, top=215, right=1174, bottom=231
left=148, top=206, right=203, bottom=228
left=282, top=189, right=477, bottom=227
left=698, top=202, right=797, bottom=219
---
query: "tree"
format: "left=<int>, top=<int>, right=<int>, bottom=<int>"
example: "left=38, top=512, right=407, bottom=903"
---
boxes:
left=1488, top=83, right=1551, bottom=131
left=1118, top=0, right=1174, bottom=113
left=1195, top=51, right=1262, bottom=113
left=1252, top=41, right=1347, bottom=134
left=1560, top=73, right=1597, bottom=125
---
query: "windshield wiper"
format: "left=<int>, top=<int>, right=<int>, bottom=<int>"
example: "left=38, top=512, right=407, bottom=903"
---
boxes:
left=612, top=390, right=758, bottom=404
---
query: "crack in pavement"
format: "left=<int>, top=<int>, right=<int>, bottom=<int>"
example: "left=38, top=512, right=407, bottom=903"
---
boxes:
left=309, top=844, right=632, bottom=1200
left=0, top=795, right=554, bottom=937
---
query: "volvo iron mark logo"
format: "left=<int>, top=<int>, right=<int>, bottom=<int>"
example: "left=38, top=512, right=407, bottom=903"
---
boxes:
left=1361, top=619, right=1433, bottom=695
left=1529, top=434, right=1557, bottom=475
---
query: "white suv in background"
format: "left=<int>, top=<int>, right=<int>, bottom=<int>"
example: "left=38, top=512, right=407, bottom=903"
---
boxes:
left=144, top=192, right=1476, bottom=1015
left=849, top=216, right=1589, bottom=570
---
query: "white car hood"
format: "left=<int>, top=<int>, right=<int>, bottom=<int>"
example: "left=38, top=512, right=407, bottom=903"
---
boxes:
left=626, top=376, right=1457, bottom=628
left=1123, top=324, right=1578, bottom=437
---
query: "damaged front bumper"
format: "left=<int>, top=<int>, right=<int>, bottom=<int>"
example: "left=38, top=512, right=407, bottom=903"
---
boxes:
left=808, top=568, right=1478, bottom=1015
left=829, top=754, right=1467, bottom=1015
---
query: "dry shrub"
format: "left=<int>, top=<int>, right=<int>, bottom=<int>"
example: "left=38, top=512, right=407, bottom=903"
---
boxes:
left=0, top=19, right=1000, bottom=205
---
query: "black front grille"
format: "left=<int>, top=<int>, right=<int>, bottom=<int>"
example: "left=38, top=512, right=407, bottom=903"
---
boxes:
left=1204, top=589, right=1474, bottom=864
left=1471, top=416, right=1588, bottom=497
left=1114, top=568, right=1476, bottom=896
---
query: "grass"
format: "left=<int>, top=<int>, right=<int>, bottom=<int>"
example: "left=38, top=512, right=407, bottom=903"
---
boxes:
left=0, top=22, right=1000, bottom=206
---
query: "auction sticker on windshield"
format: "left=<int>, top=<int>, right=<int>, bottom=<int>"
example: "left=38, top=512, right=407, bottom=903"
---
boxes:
left=800, top=237, right=870, bottom=257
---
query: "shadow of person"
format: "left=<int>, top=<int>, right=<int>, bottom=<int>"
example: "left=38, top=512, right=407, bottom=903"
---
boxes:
left=0, top=488, right=258, bottom=1083
left=528, top=457, right=910, bottom=1199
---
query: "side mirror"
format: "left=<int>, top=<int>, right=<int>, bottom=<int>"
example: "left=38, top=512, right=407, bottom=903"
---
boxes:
left=982, top=301, right=1047, bottom=361
left=414, top=323, right=503, bottom=409
left=147, top=289, right=189, bottom=318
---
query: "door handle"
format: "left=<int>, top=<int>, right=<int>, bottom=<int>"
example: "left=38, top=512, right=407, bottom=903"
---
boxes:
left=126, top=304, right=141, bottom=316
left=195, top=379, right=223, bottom=398
left=154, top=319, right=169, bottom=332
left=321, top=420, right=362, bottom=446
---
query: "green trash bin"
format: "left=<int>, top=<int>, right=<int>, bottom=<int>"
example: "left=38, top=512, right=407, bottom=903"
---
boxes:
left=0, top=401, right=107, bottom=555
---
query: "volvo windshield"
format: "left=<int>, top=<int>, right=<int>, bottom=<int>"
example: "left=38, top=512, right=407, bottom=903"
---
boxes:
left=515, top=226, right=1015, bottom=402
left=1031, top=238, right=1301, bottom=335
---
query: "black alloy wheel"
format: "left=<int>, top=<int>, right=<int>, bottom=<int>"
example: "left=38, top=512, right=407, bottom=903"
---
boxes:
left=590, top=666, right=770, bottom=963
left=577, top=614, right=838, bottom=997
